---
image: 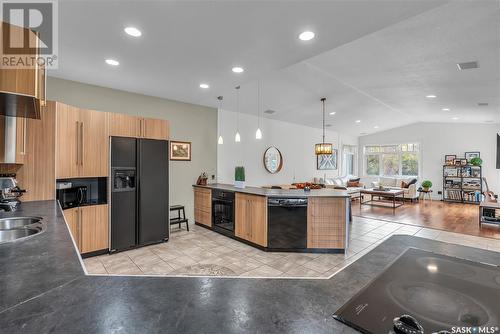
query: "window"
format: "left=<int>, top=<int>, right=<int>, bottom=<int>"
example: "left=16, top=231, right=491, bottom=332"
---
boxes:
left=363, top=143, right=419, bottom=177
left=342, top=145, right=357, bottom=176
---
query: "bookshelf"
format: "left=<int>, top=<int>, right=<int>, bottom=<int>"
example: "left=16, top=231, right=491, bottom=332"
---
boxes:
left=443, top=165, right=483, bottom=204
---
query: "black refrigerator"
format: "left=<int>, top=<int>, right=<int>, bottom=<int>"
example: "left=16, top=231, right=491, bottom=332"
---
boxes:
left=110, top=137, right=169, bottom=252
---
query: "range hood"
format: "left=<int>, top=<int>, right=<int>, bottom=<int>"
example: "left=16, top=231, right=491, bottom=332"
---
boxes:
left=0, top=91, right=40, bottom=119
left=1, top=116, right=19, bottom=163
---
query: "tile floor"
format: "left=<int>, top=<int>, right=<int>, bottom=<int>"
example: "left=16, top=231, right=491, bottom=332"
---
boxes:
left=84, top=216, right=500, bottom=279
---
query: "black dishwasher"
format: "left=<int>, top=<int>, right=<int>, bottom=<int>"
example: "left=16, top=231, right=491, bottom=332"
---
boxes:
left=268, top=197, right=308, bottom=250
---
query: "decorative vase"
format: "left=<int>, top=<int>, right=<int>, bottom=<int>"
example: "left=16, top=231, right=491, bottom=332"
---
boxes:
left=234, top=181, right=245, bottom=189
left=423, top=187, right=430, bottom=191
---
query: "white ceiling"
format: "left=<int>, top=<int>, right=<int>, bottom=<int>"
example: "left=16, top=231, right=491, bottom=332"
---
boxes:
left=50, top=1, right=500, bottom=136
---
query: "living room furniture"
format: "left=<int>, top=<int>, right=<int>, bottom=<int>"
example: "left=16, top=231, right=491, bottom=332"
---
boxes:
left=418, top=189, right=433, bottom=201
left=170, top=205, right=189, bottom=231
left=371, top=177, right=418, bottom=201
left=443, top=165, right=482, bottom=204
left=479, top=201, right=500, bottom=227
left=360, top=188, right=405, bottom=209
left=314, top=176, right=364, bottom=200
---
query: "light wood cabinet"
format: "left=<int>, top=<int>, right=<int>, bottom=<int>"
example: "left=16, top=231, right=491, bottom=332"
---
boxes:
left=194, top=187, right=212, bottom=227
left=16, top=103, right=56, bottom=201
left=235, top=193, right=267, bottom=247
left=109, top=113, right=140, bottom=138
left=307, top=197, right=347, bottom=249
left=55, top=103, right=109, bottom=178
left=80, top=204, right=109, bottom=254
left=64, top=207, right=80, bottom=251
left=64, top=205, right=109, bottom=254
left=142, top=118, right=169, bottom=140
left=0, top=22, right=46, bottom=108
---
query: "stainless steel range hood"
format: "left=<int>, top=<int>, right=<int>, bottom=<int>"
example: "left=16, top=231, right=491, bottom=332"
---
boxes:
left=0, top=91, right=40, bottom=119
left=1, top=116, right=18, bottom=163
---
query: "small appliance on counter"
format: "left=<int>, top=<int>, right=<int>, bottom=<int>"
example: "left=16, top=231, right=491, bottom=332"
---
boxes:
left=0, top=176, right=26, bottom=212
left=56, top=178, right=107, bottom=209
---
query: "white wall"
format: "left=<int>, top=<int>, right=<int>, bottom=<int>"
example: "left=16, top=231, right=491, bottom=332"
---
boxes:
left=217, top=109, right=357, bottom=186
left=47, top=77, right=217, bottom=222
left=358, top=122, right=500, bottom=197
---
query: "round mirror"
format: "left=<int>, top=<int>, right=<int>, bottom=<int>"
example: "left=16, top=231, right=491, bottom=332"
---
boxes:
left=263, top=147, right=283, bottom=174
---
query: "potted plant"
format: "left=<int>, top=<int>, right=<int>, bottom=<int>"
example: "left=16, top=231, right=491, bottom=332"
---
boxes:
left=421, top=180, right=432, bottom=191
left=470, top=157, right=483, bottom=166
left=234, top=166, right=246, bottom=188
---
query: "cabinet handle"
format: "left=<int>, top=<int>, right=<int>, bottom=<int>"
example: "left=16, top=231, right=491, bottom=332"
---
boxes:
left=80, top=122, right=84, bottom=166
left=76, top=121, right=80, bottom=165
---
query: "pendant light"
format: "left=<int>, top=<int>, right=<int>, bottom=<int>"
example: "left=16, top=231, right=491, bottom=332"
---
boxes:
left=315, top=97, right=333, bottom=155
left=235, top=86, right=241, bottom=142
left=255, top=80, right=263, bottom=140
left=217, top=96, right=224, bottom=145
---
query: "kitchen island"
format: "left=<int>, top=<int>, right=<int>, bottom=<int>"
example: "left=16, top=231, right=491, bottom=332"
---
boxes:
left=193, top=184, right=350, bottom=253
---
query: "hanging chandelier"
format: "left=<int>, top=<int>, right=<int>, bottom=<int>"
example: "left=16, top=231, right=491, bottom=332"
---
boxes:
left=315, top=97, right=333, bottom=155
left=217, top=96, right=224, bottom=145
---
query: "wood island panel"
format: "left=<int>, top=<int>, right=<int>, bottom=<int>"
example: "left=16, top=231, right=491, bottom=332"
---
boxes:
left=307, top=197, right=347, bottom=249
left=235, top=193, right=267, bottom=247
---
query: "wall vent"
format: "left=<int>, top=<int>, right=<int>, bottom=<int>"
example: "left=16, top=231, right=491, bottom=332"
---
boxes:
left=264, top=109, right=276, bottom=114
left=457, top=61, right=479, bottom=70
left=478, top=102, right=489, bottom=106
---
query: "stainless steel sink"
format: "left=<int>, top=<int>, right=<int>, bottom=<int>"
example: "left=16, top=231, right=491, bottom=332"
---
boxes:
left=0, top=217, right=42, bottom=229
left=0, top=226, right=42, bottom=243
left=0, top=216, right=44, bottom=244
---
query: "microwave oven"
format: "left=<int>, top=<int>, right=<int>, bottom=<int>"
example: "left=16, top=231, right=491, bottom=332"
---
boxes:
left=56, top=186, right=88, bottom=209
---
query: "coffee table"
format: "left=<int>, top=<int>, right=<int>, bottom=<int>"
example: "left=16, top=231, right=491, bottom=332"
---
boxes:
left=360, top=188, right=404, bottom=209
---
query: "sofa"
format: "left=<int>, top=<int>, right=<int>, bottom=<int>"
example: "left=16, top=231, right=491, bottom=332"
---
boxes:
left=371, top=176, right=419, bottom=201
left=313, top=176, right=365, bottom=199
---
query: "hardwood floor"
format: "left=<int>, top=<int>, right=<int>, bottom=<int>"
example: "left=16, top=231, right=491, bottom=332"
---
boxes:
left=351, top=199, right=500, bottom=239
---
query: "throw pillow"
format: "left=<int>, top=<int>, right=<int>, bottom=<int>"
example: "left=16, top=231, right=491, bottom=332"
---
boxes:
left=347, top=181, right=359, bottom=187
left=349, top=177, right=361, bottom=182
left=401, top=181, right=409, bottom=189
left=408, top=178, right=417, bottom=186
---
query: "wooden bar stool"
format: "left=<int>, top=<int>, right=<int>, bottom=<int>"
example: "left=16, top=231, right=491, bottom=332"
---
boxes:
left=170, top=205, right=189, bottom=231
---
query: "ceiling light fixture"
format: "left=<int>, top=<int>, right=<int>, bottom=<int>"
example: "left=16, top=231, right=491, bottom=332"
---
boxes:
left=452, top=117, right=460, bottom=120
left=105, top=59, right=119, bottom=66
left=255, top=80, right=263, bottom=140
left=442, top=108, right=450, bottom=111
left=299, top=31, right=315, bottom=41
left=329, top=111, right=336, bottom=115
left=355, top=120, right=361, bottom=123
left=426, top=95, right=437, bottom=98
left=374, top=125, right=379, bottom=129
left=235, top=86, right=241, bottom=142
left=124, top=27, right=142, bottom=37
left=217, top=96, right=224, bottom=145
left=199, top=83, right=210, bottom=89
left=232, top=66, right=244, bottom=73
left=315, top=98, right=333, bottom=155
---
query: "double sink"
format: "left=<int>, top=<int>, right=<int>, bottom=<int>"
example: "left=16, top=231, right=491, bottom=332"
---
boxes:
left=0, top=217, right=44, bottom=244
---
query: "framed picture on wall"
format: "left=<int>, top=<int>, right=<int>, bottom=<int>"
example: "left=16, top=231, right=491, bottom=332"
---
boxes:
left=465, top=152, right=480, bottom=160
left=317, top=150, right=337, bottom=170
left=445, top=155, right=456, bottom=165
left=170, top=141, right=191, bottom=161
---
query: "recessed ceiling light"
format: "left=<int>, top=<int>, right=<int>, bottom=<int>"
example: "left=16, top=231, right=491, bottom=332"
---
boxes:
left=355, top=120, right=361, bottom=123
left=105, top=59, right=119, bottom=66
left=232, top=66, right=244, bottom=73
left=457, top=61, right=479, bottom=70
left=199, top=83, right=209, bottom=89
left=442, top=108, right=450, bottom=111
left=374, top=125, right=379, bottom=129
left=426, top=95, right=437, bottom=98
left=124, top=27, right=142, bottom=37
left=329, top=111, right=336, bottom=115
left=298, top=31, right=315, bottom=41
left=478, top=102, right=489, bottom=106
left=451, top=117, right=460, bottom=120
left=325, top=124, right=332, bottom=127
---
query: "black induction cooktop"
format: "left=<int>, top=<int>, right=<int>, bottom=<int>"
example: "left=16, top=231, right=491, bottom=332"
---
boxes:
left=333, top=248, right=500, bottom=334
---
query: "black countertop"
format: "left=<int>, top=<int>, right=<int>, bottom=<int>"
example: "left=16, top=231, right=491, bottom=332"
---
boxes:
left=194, top=183, right=350, bottom=198
left=1, top=200, right=499, bottom=333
